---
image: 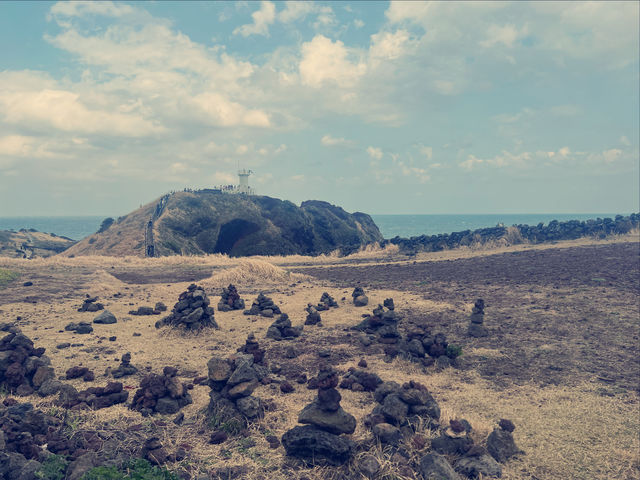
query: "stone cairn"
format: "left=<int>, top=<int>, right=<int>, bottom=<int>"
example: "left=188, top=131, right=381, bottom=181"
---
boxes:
left=0, top=324, right=57, bottom=397
left=487, top=419, right=524, bottom=464
left=467, top=298, right=488, bottom=337
left=77, top=295, right=103, bottom=312
left=111, top=352, right=138, bottom=379
left=339, top=368, right=383, bottom=392
left=352, top=287, right=369, bottom=307
left=57, top=381, right=129, bottom=410
left=304, top=304, right=322, bottom=326
left=243, top=293, right=281, bottom=317
left=129, top=305, right=161, bottom=316
left=236, top=333, right=266, bottom=365
left=155, top=283, right=217, bottom=331
left=365, top=380, right=441, bottom=446
left=317, top=292, right=338, bottom=310
left=207, top=354, right=268, bottom=440
left=282, top=365, right=356, bottom=466
left=130, top=366, right=193, bottom=416
left=353, top=299, right=403, bottom=346
left=266, top=314, right=303, bottom=341
left=217, top=284, right=245, bottom=312
left=401, top=327, right=462, bottom=369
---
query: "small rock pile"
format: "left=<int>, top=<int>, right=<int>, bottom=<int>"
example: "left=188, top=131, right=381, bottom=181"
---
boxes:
left=65, top=366, right=95, bottom=382
left=111, top=352, right=138, bottom=379
left=352, top=287, right=369, bottom=307
left=316, top=292, right=338, bottom=310
left=57, top=381, right=128, bottom=410
left=304, top=304, right=322, bottom=325
left=366, top=380, right=441, bottom=445
left=401, top=327, right=461, bottom=368
left=487, top=419, right=524, bottom=463
left=77, top=296, right=103, bottom=312
left=243, top=293, right=281, bottom=317
left=236, top=333, right=266, bottom=365
left=64, top=322, right=93, bottom=334
left=130, top=367, right=193, bottom=416
left=282, top=366, right=356, bottom=466
left=266, top=314, right=303, bottom=341
left=217, top=284, right=245, bottom=312
left=129, top=305, right=160, bottom=316
left=467, top=298, right=488, bottom=337
left=339, top=368, right=383, bottom=392
left=0, top=324, right=56, bottom=397
left=353, top=299, right=403, bottom=345
left=0, top=401, right=58, bottom=466
left=207, top=354, right=268, bottom=437
left=155, top=283, right=217, bottom=331
left=93, top=310, right=117, bottom=324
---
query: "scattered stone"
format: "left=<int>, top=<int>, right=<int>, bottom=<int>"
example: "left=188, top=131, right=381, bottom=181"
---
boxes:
left=282, top=365, right=356, bottom=466
left=56, top=342, right=71, bottom=349
left=339, top=368, right=382, bottom=392
left=154, top=302, right=167, bottom=312
left=22, top=281, right=33, bottom=287
left=217, top=284, right=245, bottom=312
left=129, top=306, right=160, bottom=316
left=112, top=353, right=138, bottom=379
left=155, top=284, right=217, bottom=331
left=64, top=322, right=93, bottom=334
left=243, top=293, right=281, bottom=316
left=454, top=448, right=502, bottom=478
left=142, top=437, right=169, bottom=465
left=77, top=296, right=103, bottom=312
left=352, top=287, right=369, bottom=307
left=130, top=367, right=193, bottom=416
left=265, top=314, right=303, bottom=341
left=419, top=452, right=462, bottom=480
left=280, top=381, right=294, bottom=394
left=266, top=435, right=280, bottom=449
left=358, top=358, right=368, bottom=368
left=93, top=310, right=117, bottom=324
left=304, top=304, right=322, bottom=325
left=467, top=299, right=489, bottom=337
left=209, top=431, right=228, bottom=444
left=358, top=454, right=381, bottom=478
left=66, top=366, right=91, bottom=380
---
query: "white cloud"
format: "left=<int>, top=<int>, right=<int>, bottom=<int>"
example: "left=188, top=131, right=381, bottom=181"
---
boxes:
left=299, top=35, right=366, bottom=88
left=459, top=155, right=483, bottom=171
left=366, top=146, right=383, bottom=160
left=602, top=148, right=622, bottom=163
left=480, top=24, right=525, bottom=48
left=192, top=93, right=270, bottom=128
left=321, top=134, right=354, bottom=147
left=354, top=19, right=364, bottom=29
left=233, top=1, right=276, bottom=37
left=620, top=135, right=631, bottom=146
left=418, top=145, right=433, bottom=160
left=278, top=1, right=315, bottom=23
left=49, top=1, right=135, bottom=20
left=369, top=29, right=413, bottom=62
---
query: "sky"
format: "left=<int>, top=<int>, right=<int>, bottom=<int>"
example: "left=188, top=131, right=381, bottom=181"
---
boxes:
left=0, top=1, right=638, bottom=216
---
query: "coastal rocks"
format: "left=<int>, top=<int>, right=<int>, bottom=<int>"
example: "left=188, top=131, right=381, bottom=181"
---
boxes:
left=467, top=299, right=489, bottom=338
left=155, top=284, right=217, bottom=331
left=487, top=419, right=523, bottom=463
left=0, top=324, right=56, bottom=397
left=93, top=310, right=117, bottom=324
left=236, top=334, right=266, bottom=365
left=243, top=293, right=281, bottom=317
left=217, top=284, right=245, bottom=312
left=77, top=296, right=103, bottom=312
left=207, top=354, right=266, bottom=436
left=366, top=380, right=440, bottom=444
left=265, top=314, right=303, bottom=341
left=282, top=365, right=356, bottom=466
left=111, top=353, right=138, bottom=379
left=57, top=382, right=128, bottom=410
left=352, top=287, right=369, bottom=307
left=130, top=367, right=193, bottom=416
left=304, top=304, right=322, bottom=326
left=64, top=322, right=93, bottom=334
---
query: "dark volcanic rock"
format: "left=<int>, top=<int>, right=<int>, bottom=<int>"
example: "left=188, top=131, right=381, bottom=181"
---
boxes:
left=111, top=352, right=138, bottom=379
left=265, top=314, right=303, bottom=341
left=129, top=306, right=159, bottom=316
left=244, top=293, right=281, bottom=316
left=217, top=284, right=245, bottom=311
left=93, top=310, right=117, bottom=324
left=419, top=452, right=462, bottom=480
left=281, top=425, right=355, bottom=466
left=155, top=284, right=217, bottom=331
left=130, top=368, right=192, bottom=416
left=77, top=296, right=103, bottom=312
left=487, top=422, right=523, bottom=463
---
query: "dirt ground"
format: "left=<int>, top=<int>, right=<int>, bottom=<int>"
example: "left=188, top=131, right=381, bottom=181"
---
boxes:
left=0, top=237, right=638, bottom=479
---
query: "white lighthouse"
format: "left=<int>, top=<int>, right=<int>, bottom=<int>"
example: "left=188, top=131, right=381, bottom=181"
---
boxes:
left=236, top=169, right=254, bottom=195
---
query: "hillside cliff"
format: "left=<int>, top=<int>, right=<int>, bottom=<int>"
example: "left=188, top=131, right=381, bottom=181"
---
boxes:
left=62, top=191, right=383, bottom=257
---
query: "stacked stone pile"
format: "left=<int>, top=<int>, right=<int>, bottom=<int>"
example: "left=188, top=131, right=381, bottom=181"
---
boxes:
left=243, top=293, right=281, bottom=317
left=365, top=380, right=441, bottom=445
left=207, top=354, right=268, bottom=437
left=339, top=368, right=382, bottom=392
left=317, top=292, right=338, bottom=310
left=467, top=299, right=488, bottom=337
left=353, top=300, right=403, bottom=345
left=111, top=352, right=138, bottom=379
left=217, top=284, right=245, bottom=312
left=130, top=367, right=193, bottom=416
left=487, top=419, right=524, bottom=463
left=77, top=296, right=103, bottom=312
left=266, top=314, right=303, bottom=341
left=0, top=324, right=57, bottom=397
left=236, top=333, right=265, bottom=365
left=304, top=304, right=322, bottom=325
left=400, top=327, right=462, bottom=368
left=282, top=366, right=356, bottom=466
left=57, top=381, right=128, bottom=410
left=352, top=287, right=369, bottom=307
left=129, top=305, right=161, bottom=316
left=155, top=283, right=217, bottom=331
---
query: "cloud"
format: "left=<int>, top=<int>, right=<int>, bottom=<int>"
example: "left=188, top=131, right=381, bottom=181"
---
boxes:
left=191, top=93, right=270, bottom=127
left=49, top=1, right=135, bottom=20
left=459, top=154, right=483, bottom=171
left=354, top=19, right=364, bottom=29
left=369, top=29, right=413, bottom=62
left=619, top=135, right=631, bottom=146
left=480, top=24, right=526, bottom=48
left=321, top=134, right=354, bottom=147
left=366, top=146, right=383, bottom=160
left=278, top=1, right=316, bottom=23
left=233, top=1, right=276, bottom=37
left=299, top=35, right=366, bottom=88
left=418, top=145, right=433, bottom=160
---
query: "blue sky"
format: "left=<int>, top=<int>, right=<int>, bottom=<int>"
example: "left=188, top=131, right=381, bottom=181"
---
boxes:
left=0, top=1, right=638, bottom=216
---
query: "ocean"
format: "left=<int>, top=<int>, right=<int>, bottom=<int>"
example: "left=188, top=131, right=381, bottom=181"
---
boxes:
left=0, top=213, right=625, bottom=241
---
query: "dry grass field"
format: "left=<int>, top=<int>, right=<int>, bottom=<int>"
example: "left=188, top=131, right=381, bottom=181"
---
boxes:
left=0, top=233, right=638, bottom=479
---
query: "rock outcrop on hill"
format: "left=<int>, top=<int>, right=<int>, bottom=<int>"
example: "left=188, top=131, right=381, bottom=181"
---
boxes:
left=0, top=229, right=75, bottom=258
left=62, top=191, right=383, bottom=257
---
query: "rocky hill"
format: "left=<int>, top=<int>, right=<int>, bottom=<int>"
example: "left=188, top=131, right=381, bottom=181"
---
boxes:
left=0, top=229, right=75, bottom=258
left=62, top=191, right=383, bottom=257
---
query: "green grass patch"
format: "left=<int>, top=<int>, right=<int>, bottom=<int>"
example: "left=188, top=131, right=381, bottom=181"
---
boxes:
left=82, top=459, right=179, bottom=480
left=0, top=268, right=19, bottom=288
